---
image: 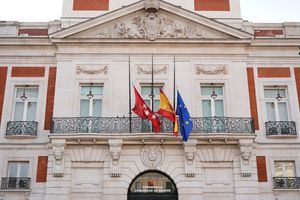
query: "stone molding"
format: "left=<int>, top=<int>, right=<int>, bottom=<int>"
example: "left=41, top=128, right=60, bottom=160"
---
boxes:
left=70, top=147, right=104, bottom=162
left=198, top=147, right=236, bottom=162
left=109, top=139, right=123, bottom=177
left=141, top=145, right=164, bottom=169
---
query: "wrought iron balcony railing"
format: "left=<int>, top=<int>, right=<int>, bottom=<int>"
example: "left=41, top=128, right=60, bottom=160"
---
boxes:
left=265, top=121, right=297, bottom=136
left=273, top=177, right=300, bottom=189
left=1, top=177, right=31, bottom=190
left=51, top=117, right=254, bottom=134
left=6, top=121, right=38, bottom=136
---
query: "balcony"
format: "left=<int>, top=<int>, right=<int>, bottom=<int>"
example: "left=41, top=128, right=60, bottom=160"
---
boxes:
left=265, top=121, right=297, bottom=136
left=50, top=117, right=254, bottom=134
left=273, top=177, right=300, bottom=190
left=6, top=121, right=38, bottom=137
left=1, top=177, right=31, bottom=190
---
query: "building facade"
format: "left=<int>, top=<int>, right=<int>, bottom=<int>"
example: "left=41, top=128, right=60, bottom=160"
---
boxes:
left=0, top=0, right=300, bottom=200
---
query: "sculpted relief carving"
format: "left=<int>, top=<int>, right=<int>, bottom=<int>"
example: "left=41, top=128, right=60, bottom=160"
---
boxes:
left=195, top=65, right=228, bottom=75
left=239, top=139, right=254, bottom=177
left=141, top=145, right=164, bottom=169
left=76, top=65, right=108, bottom=75
left=52, top=139, right=66, bottom=177
left=97, top=12, right=208, bottom=40
left=137, top=65, right=168, bottom=75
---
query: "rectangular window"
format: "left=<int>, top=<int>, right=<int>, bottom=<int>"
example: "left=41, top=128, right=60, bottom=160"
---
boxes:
left=13, top=86, right=38, bottom=121
left=141, top=85, right=163, bottom=112
left=8, top=162, right=29, bottom=178
left=201, top=85, right=225, bottom=117
left=274, top=161, right=296, bottom=177
left=80, top=84, right=103, bottom=117
left=141, top=84, right=163, bottom=132
left=264, top=87, right=289, bottom=121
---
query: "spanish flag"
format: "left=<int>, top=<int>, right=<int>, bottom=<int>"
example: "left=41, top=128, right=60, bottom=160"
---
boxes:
left=156, top=89, right=179, bottom=136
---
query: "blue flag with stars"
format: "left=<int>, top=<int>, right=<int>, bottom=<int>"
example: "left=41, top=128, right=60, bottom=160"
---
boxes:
left=176, top=91, right=193, bottom=142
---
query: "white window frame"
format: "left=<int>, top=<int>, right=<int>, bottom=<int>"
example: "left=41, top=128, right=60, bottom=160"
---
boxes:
left=264, top=86, right=290, bottom=121
left=13, top=86, right=39, bottom=121
left=140, top=84, right=164, bottom=112
left=79, top=84, right=103, bottom=117
left=7, top=161, right=29, bottom=178
left=274, top=161, right=296, bottom=177
left=200, top=84, right=225, bottom=117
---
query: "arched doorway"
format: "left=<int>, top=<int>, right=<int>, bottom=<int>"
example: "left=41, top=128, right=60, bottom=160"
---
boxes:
left=128, top=170, right=178, bottom=200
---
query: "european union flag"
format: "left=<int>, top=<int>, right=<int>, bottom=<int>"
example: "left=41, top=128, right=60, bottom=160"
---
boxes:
left=176, top=91, right=193, bottom=142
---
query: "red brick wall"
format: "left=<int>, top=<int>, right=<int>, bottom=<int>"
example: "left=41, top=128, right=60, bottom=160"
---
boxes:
left=11, top=67, right=45, bottom=77
left=36, top=156, right=48, bottom=182
left=258, top=67, right=291, bottom=78
left=18, top=29, right=48, bottom=36
left=247, top=68, right=259, bottom=130
left=256, top=156, right=268, bottom=182
left=73, top=0, right=109, bottom=10
left=195, top=0, right=230, bottom=11
left=254, top=30, right=283, bottom=37
left=0, top=67, right=8, bottom=123
left=44, top=67, right=57, bottom=130
left=295, top=68, right=300, bottom=110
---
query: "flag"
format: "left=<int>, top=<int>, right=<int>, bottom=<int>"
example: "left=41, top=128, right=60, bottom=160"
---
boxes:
left=176, top=91, right=193, bottom=142
left=156, top=89, right=179, bottom=136
left=132, top=86, right=161, bottom=132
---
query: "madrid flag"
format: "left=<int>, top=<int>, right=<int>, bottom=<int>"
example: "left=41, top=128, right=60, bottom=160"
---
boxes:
left=132, top=86, right=161, bottom=132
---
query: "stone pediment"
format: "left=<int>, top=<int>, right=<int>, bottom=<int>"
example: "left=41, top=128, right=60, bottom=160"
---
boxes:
left=50, top=0, right=253, bottom=42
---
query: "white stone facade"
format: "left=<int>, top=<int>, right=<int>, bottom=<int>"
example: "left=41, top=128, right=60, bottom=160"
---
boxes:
left=0, top=1, right=300, bottom=200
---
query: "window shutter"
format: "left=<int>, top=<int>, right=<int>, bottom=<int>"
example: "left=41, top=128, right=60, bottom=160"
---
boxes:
left=256, top=156, right=268, bottom=182
left=36, top=156, right=48, bottom=182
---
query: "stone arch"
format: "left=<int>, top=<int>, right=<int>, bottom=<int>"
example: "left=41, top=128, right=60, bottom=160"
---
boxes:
left=128, top=170, right=178, bottom=200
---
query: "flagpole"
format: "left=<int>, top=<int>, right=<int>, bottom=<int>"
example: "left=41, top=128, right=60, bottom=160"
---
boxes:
left=151, top=53, right=154, bottom=112
left=173, top=56, right=176, bottom=108
left=128, top=56, right=132, bottom=133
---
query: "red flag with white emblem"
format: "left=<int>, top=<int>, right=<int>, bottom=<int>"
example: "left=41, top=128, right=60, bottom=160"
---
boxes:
left=132, top=86, right=161, bottom=132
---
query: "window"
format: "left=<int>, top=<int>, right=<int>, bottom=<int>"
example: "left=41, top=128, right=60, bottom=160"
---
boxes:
left=201, top=85, right=224, bottom=117
left=275, top=161, right=296, bottom=177
left=80, top=84, right=103, bottom=117
left=264, top=87, right=289, bottom=121
left=8, top=162, right=29, bottom=178
left=141, top=85, right=163, bottom=112
left=13, top=86, right=38, bottom=121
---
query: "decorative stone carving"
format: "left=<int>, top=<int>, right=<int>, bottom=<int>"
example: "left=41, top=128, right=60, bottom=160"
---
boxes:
left=144, top=0, right=160, bottom=13
left=195, top=65, right=228, bottom=75
left=184, top=140, right=197, bottom=177
left=97, top=13, right=207, bottom=40
left=76, top=65, right=108, bottom=75
left=52, top=139, right=66, bottom=177
left=137, top=65, right=168, bottom=74
left=239, top=139, right=254, bottom=177
left=141, top=145, right=164, bottom=169
left=109, top=139, right=123, bottom=177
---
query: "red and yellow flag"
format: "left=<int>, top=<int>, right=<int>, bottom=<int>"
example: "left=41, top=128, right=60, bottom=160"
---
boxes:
left=156, top=89, right=179, bottom=136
